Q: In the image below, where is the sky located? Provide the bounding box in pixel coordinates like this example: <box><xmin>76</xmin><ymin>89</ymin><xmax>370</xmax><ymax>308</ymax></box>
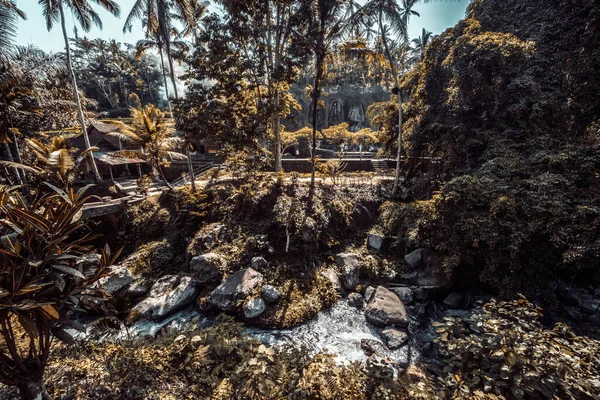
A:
<box><xmin>14</xmin><ymin>0</ymin><xmax>471</xmax><ymax>53</ymax></box>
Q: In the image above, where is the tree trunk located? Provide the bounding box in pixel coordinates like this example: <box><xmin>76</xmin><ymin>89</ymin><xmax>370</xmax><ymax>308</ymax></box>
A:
<box><xmin>59</xmin><ymin>2</ymin><xmax>102</xmax><ymax>183</ymax></box>
<box><xmin>166</xmin><ymin>50</ymin><xmax>179</xmax><ymax>100</ymax></box>
<box><xmin>18</xmin><ymin>380</ymin><xmax>51</xmax><ymax>400</ymax></box>
<box><xmin>308</xmin><ymin>58</ymin><xmax>323</xmax><ymax>202</ymax></box>
<box><xmin>185</xmin><ymin>144</ymin><xmax>196</xmax><ymax>192</ymax></box>
<box><xmin>157</xmin><ymin>46</ymin><xmax>173</xmax><ymax>118</ymax></box>
<box><xmin>378</xmin><ymin>9</ymin><xmax>402</xmax><ymax>196</ymax></box>
<box><xmin>272</xmin><ymin>90</ymin><xmax>282</xmax><ymax>172</ymax></box>
<box><xmin>157</xmin><ymin>164</ymin><xmax>172</xmax><ymax>189</ymax></box>
<box><xmin>393</xmin><ymin>87</ymin><xmax>403</xmax><ymax>196</ymax></box>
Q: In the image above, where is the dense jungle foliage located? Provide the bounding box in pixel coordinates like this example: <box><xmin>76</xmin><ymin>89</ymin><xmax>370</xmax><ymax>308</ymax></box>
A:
<box><xmin>373</xmin><ymin>0</ymin><xmax>600</xmax><ymax>295</ymax></box>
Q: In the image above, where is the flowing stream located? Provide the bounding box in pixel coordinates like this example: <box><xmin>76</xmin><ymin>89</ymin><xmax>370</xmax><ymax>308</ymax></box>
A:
<box><xmin>92</xmin><ymin>299</ymin><xmax>419</xmax><ymax>365</ymax></box>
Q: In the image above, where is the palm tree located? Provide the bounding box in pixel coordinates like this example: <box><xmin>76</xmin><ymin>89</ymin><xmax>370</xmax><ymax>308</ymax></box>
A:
<box><xmin>123</xmin><ymin>0</ymin><xmax>194</xmax><ymax>101</ymax></box>
<box><xmin>0</xmin><ymin>0</ymin><xmax>25</xmax><ymax>52</ymax></box>
<box><xmin>127</xmin><ymin>1</ymin><xmax>199</xmax><ymax>191</ymax></box>
<box><xmin>27</xmin><ymin>134</ymin><xmax>98</xmax><ymax>188</ymax></box>
<box><xmin>349</xmin><ymin>0</ymin><xmax>420</xmax><ymax>196</ymax></box>
<box><xmin>0</xmin><ymin>52</ymin><xmax>29</xmax><ymax>185</ymax></box>
<box><xmin>411</xmin><ymin>27</ymin><xmax>433</xmax><ymax>61</ymax></box>
<box><xmin>38</xmin><ymin>0</ymin><xmax>120</xmax><ymax>183</ymax></box>
<box><xmin>108</xmin><ymin>104</ymin><xmax>186</xmax><ymax>189</ymax></box>
<box><xmin>303</xmin><ymin>0</ymin><xmax>349</xmax><ymax>202</ymax></box>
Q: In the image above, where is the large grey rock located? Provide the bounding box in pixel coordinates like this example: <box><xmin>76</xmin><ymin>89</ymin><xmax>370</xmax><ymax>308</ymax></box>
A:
<box><xmin>190</xmin><ymin>253</ymin><xmax>224</xmax><ymax>284</ymax></box>
<box><xmin>366</xmin><ymin>354</ymin><xmax>395</xmax><ymax>378</ymax></box>
<box><xmin>365</xmin><ymin>286</ymin><xmax>409</xmax><ymax>327</ymax></box>
<box><xmin>321</xmin><ymin>267</ymin><xmax>342</xmax><ymax>293</ymax></box>
<box><xmin>250</xmin><ymin>256</ymin><xmax>268</xmax><ymax>272</ymax></box>
<box><xmin>361</xmin><ymin>339</ymin><xmax>387</xmax><ymax>356</ymax></box>
<box><xmin>381</xmin><ymin>327</ymin><xmax>408</xmax><ymax>350</ymax></box>
<box><xmin>261</xmin><ymin>285</ymin><xmax>280</xmax><ymax>303</ymax></box>
<box><xmin>94</xmin><ymin>265</ymin><xmax>133</xmax><ymax>295</ymax></box>
<box><xmin>209</xmin><ymin>268</ymin><xmax>263</xmax><ymax>312</ymax></box>
<box><xmin>244</xmin><ymin>297</ymin><xmax>266</xmax><ymax>319</ymax></box>
<box><xmin>126</xmin><ymin>279</ymin><xmax>149</xmax><ymax>300</ymax></box>
<box><xmin>335</xmin><ymin>252</ymin><xmax>361</xmax><ymax>290</ymax></box>
<box><xmin>348</xmin><ymin>293</ymin><xmax>365</xmax><ymax>309</ymax></box>
<box><xmin>392</xmin><ymin>287</ymin><xmax>414</xmax><ymax>305</ymax></box>
<box><xmin>403</xmin><ymin>248</ymin><xmax>452</xmax><ymax>289</ymax></box>
<box><xmin>129</xmin><ymin>275</ymin><xmax>197</xmax><ymax>322</ymax></box>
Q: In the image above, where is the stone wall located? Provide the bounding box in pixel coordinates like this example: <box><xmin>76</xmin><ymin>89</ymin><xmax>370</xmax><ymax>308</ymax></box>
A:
<box><xmin>285</xmin><ymin>85</ymin><xmax>390</xmax><ymax>132</ymax></box>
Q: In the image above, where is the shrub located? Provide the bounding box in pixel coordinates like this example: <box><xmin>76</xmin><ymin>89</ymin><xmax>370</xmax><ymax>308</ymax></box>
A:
<box><xmin>434</xmin><ymin>297</ymin><xmax>600</xmax><ymax>399</ymax></box>
<box><xmin>0</xmin><ymin>184</ymin><xmax>119</xmax><ymax>399</ymax></box>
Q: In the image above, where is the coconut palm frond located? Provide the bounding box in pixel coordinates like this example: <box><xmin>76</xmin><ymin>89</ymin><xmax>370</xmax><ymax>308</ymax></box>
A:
<box><xmin>0</xmin><ymin>160</ymin><xmax>43</xmax><ymax>174</ymax></box>
<box><xmin>159</xmin><ymin>137</ymin><xmax>184</xmax><ymax>148</ymax></box>
<box><xmin>78</xmin><ymin>146</ymin><xmax>100</xmax><ymax>161</ymax></box>
<box><xmin>163</xmin><ymin>150</ymin><xmax>187</xmax><ymax>160</ymax></box>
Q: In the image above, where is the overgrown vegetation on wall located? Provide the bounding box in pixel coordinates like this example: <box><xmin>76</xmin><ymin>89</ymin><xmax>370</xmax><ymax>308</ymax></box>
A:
<box><xmin>373</xmin><ymin>0</ymin><xmax>600</xmax><ymax>295</ymax></box>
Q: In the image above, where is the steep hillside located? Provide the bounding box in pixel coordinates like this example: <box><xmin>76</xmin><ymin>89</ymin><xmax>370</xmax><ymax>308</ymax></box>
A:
<box><xmin>381</xmin><ymin>0</ymin><xmax>600</xmax><ymax>294</ymax></box>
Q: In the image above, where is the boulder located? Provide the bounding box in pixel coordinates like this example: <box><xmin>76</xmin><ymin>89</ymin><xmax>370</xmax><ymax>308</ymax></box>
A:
<box><xmin>364</xmin><ymin>286</ymin><xmax>376</xmax><ymax>303</ymax></box>
<box><xmin>403</xmin><ymin>248</ymin><xmax>452</xmax><ymax>289</ymax></box>
<box><xmin>381</xmin><ymin>327</ymin><xmax>409</xmax><ymax>350</ymax></box>
<box><xmin>209</xmin><ymin>268</ymin><xmax>263</xmax><ymax>312</ymax></box>
<box><xmin>250</xmin><ymin>256</ymin><xmax>268</xmax><ymax>272</ymax></box>
<box><xmin>261</xmin><ymin>285</ymin><xmax>280</xmax><ymax>303</ymax></box>
<box><xmin>126</xmin><ymin>279</ymin><xmax>149</xmax><ymax>300</ymax></box>
<box><xmin>367</xmin><ymin>233</ymin><xmax>388</xmax><ymax>251</ymax></box>
<box><xmin>392</xmin><ymin>287</ymin><xmax>414</xmax><ymax>305</ymax></box>
<box><xmin>365</xmin><ymin>286</ymin><xmax>409</xmax><ymax>327</ymax></box>
<box><xmin>93</xmin><ymin>265</ymin><xmax>133</xmax><ymax>295</ymax></box>
<box><xmin>244</xmin><ymin>297</ymin><xmax>266</xmax><ymax>319</ymax></box>
<box><xmin>321</xmin><ymin>267</ymin><xmax>342</xmax><ymax>293</ymax></box>
<box><xmin>347</xmin><ymin>293</ymin><xmax>365</xmax><ymax>309</ymax></box>
<box><xmin>190</xmin><ymin>253</ymin><xmax>224</xmax><ymax>284</ymax></box>
<box><xmin>443</xmin><ymin>292</ymin><xmax>464</xmax><ymax>309</ymax></box>
<box><xmin>366</xmin><ymin>354</ymin><xmax>395</xmax><ymax>378</ymax></box>
<box><xmin>361</xmin><ymin>339</ymin><xmax>387</xmax><ymax>356</ymax></box>
<box><xmin>335</xmin><ymin>252</ymin><xmax>361</xmax><ymax>290</ymax></box>
<box><xmin>128</xmin><ymin>275</ymin><xmax>197</xmax><ymax>322</ymax></box>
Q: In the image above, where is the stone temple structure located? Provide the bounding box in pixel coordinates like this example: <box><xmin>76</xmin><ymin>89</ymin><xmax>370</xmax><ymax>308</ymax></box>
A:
<box><xmin>284</xmin><ymin>85</ymin><xmax>390</xmax><ymax>132</ymax></box>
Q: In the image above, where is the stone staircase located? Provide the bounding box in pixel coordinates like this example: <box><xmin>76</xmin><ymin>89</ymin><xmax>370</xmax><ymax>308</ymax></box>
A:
<box><xmin>371</xmin><ymin>159</ymin><xmax>391</xmax><ymax>173</ymax></box>
<box><xmin>114</xmin><ymin>178</ymin><xmax>164</xmax><ymax>197</ymax></box>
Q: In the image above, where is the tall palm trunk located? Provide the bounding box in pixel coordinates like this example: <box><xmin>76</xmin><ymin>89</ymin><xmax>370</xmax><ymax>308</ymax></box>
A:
<box><xmin>165</xmin><ymin>45</ymin><xmax>179</xmax><ymax>100</ymax></box>
<box><xmin>156</xmin><ymin>0</ymin><xmax>179</xmax><ymax>100</ymax></box>
<box><xmin>156</xmin><ymin>163</ymin><xmax>172</xmax><ymax>189</ymax></box>
<box><xmin>378</xmin><ymin>9</ymin><xmax>402</xmax><ymax>196</ymax></box>
<box><xmin>308</xmin><ymin>58</ymin><xmax>324</xmax><ymax>202</ymax></box>
<box><xmin>158</xmin><ymin>46</ymin><xmax>173</xmax><ymax>118</ymax></box>
<box><xmin>59</xmin><ymin>2</ymin><xmax>102</xmax><ymax>183</ymax></box>
<box><xmin>158</xmin><ymin>44</ymin><xmax>195</xmax><ymax>192</ymax></box>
